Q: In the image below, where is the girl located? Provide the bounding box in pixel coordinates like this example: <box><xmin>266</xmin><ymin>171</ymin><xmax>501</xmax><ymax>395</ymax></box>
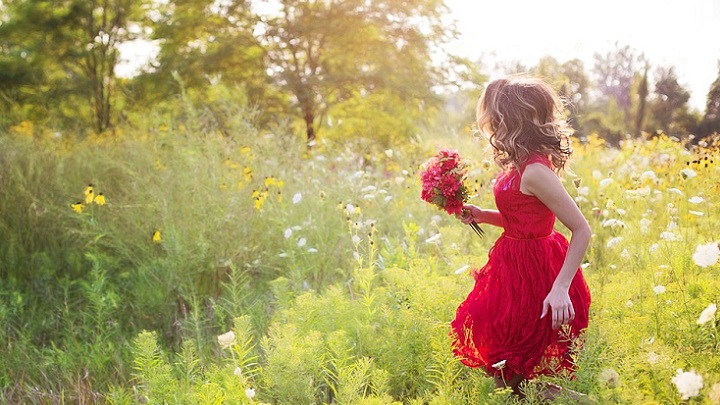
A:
<box><xmin>452</xmin><ymin>74</ymin><xmax>592</xmax><ymax>400</ymax></box>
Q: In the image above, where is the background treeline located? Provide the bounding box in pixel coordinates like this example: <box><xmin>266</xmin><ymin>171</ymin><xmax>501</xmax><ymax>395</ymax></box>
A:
<box><xmin>1</xmin><ymin>0</ymin><xmax>720</xmax><ymax>145</ymax></box>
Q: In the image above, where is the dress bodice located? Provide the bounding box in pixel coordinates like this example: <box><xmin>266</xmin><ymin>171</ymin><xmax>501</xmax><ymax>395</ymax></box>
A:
<box><xmin>493</xmin><ymin>155</ymin><xmax>556</xmax><ymax>239</ymax></box>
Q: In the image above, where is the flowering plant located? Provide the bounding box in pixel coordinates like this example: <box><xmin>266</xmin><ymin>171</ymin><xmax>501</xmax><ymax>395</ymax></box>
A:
<box><xmin>420</xmin><ymin>149</ymin><xmax>483</xmax><ymax>238</ymax></box>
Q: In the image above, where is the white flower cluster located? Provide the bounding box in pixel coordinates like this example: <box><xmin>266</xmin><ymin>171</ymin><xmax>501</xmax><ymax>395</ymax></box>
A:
<box><xmin>671</xmin><ymin>369</ymin><xmax>703</xmax><ymax>400</ymax></box>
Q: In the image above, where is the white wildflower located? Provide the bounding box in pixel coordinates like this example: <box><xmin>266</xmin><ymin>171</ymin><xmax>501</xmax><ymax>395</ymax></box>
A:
<box><xmin>425</xmin><ymin>233</ymin><xmax>441</xmax><ymax>244</ymax></box>
<box><xmin>625</xmin><ymin>300</ymin><xmax>634</xmax><ymax>308</ymax></box>
<box><xmin>653</xmin><ymin>285</ymin><xmax>666</xmax><ymax>295</ymax></box>
<box><xmin>649</xmin><ymin>243</ymin><xmax>659</xmax><ymax>253</ymax></box>
<box><xmin>245</xmin><ymin>387</ymin><xmax>256</xmax><ymax>400</ymax></box>
<box><xmin>602</xmin><ymin>218</ymin><xmax>626</xmax><ymax>228</ymax></box>
<box><xmin>307</xmin><ymin>248</ymin><xmax>318</xmax><ymax>253</ymax></box>
<box><xmin>689</xmin><ymin>210</ymin><xmax>704</xmax><ymax>216</ymax></box>
<box><xmin>297</xmin><ymin>238</ymin><xmax>307</xmax><ymax>247</ymax></box>
<box><xmin>621</xmin><ymin>249</ymin><xmax>631</xmax><ymax>259</ymax></box>
<box><xmin>640</xmin><ymin>170</ymin><xmax>657</xmax><ymax>182</ymax></box>
<box><xmin>284</xmin><ymin>228</ymin><xmax>293</xmax><ymax>239</ymax></box>
<box><xmin>640</xmin><ymin>218</ymin><xmax>652</xmax><ymax>234</ymax></box>
<box><xmin>606</xmin><ymin>237</ymin><xmax>623</xmax><ymax>248</ymax></box>
<box><xmin>599</xmin><ymin>178</ymin><xmax>614</xmax><ymax>188</ymax></box>
<box><xmin>688</xmin><ymin>196</ymin><xmax>704</xmax><ymax>204</ymax></box>
<box><xmin>681</xmin><ymin>168</ymin><xmax>697</xmax><ymax>179</ymax></box>
<box><xmin>384</xmin><ymin>196</ymin><xmax>393</xmax><ymax>202</ymax></box>
<box><xmin>698</xmin><ymin>303</ymin><xmax>717</xmax><ymax>325</ymax></box>
<box><xmin>709</xmin><ymin>383</ymin><xmax>720</xmax><ymax>404</ymax></box>
<box><xmin>667</xmin><ymin>188</ymin><xmax>683</xmax><ymax>196</ymax></box>
<box><xmin>598</xmin><ymin>368</ymin><xmax>620</xmax><ymax>388</ymax></box>
<box><xmin>345</xmin><ymin>204</ymin><xmax>355</xmax><ymax>214</ymax></box>
<box><xmin>217</xmin><ymin>331</ymin><xmax>236</xmax><ymax>349</ymax></box>
<box><xmin>693</xmin><ymin>243</ymin><xmax>720</xmax><ymax>267</ymax></box>
<box><xmin>292</xmin><ymin>192</ymin><xmax>302</xmax><ymax>204</ymax></box>
<box><xmin>577</xmin><ymin>186</ymin><xmax>589</xmax><ymax>196</ymax></box>
<box><xmin>660</xmin><ymin>232</ymin><xmax>676</xmax><ymax>241</ymax></box>
<box><xmin>581</xmin><ymin>263</ymin><xmax>590</xmax><ymax>270</ymax></box>
<box><xmin>454</xmin><ymin>265</ymin><xmax>470</xmax><ymax>275</ymax></box>
<box><xmin>647</xmin><ymin>352</ymin><xmax>661</xmax><ymax>365</ymax></box>
<box><xmin>361</xmin><ymin>185</ymin><xmax>377</xmax><ymax>193</ymax></box>
<box><xmin>592</xmin><ymin>170</ymin><xmax>602</xmax><ymax>179</ymax></box>
<box><xmin>278</xmin><ymin>252</ymin><xmax>288</xmax><ymax>258</ymax></box>
<box><xmin>352</xmin><ymin>235</ymin><xmax>361</xmax><ymax>244</ymax></box>
<box><xmin>234</xmin><ymin>367</ymin><xmax>243</xmax><ymax>377</ymax></box>
<box><xmin>384</xmin><ymin>149</ymin><xmax>394</xmax><ymax>158</ymax></box>
<box><xmin>353</xmin><ymin>251</ymin><xmax>360</xmax><ymax>261</ymax></box>
<box><xmin>672</xmin><ymin>369</ymin><xmax>703</xmax><ymax>400</ymax></box>
<box><xmin>491</xmin><ymin>360</ymin><xmax>507</xmax><ymax>370</ymax></box>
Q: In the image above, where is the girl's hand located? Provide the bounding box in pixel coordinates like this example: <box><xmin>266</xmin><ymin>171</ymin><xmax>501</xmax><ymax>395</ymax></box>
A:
<box><xmin>540</xmin><ymin>285</ymin><xmax>575</xmax><ymax>330</ymax></box>
<box><xmin>458</xmin><ymin>204</ymin><xmax>482</xmax><ymax>225</ymax></box>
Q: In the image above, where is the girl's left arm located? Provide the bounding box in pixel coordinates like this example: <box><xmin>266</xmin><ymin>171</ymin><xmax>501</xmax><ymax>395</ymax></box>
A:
<box><xmin>521</xmin><ymin>163</ymin><xmax>592</xmax><ymax>330</ymax></box>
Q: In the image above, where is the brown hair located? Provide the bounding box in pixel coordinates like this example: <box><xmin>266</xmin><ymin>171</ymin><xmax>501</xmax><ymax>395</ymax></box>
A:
<box><xmin>476</xmin><ymin>74</ymin><xmax>573</xmax><ymax>172</ymax></box>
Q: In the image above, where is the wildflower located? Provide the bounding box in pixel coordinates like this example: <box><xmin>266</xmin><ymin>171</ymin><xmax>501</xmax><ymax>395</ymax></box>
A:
<box><xmin>292</xmin><ymin>192</ymin><xmax>302</xmax><ymax>204</ymax></box>
<box><xmin>217</xmin><ymin>331</ymin><xmax>236</xmax><ymax>349</ymax></box>
<box><xmin>606</xmin><ymin>237</ymin><xmax>622</xmax><ymax>248</ymax></box>
<box><xmin>640</xmin><ymin>170</ymin><xmax>657</xmax><ymax>182</ymax></box>
<box><xmin>85</xmin><ymin>188</ymin><xmax>94</xmax><ymax>204</ymax></box>
<box><xmin>425</xmin><ymin>233</ymin><xmax>441</xmax><ymax>244</ymax></box>
<box><xmin>384</xmin><ymin>149</ymin><xmax>393</xmax><ymax>158</ymax></box>
<box><xmin>94</xmin><ymin>193</ymin><xmax>106</xmax><ymax>206</ymax></box>
<box><xmin>454</xmin><ymin>265</ymin><xmax>470</xmax><ymax>274</ymax></box>
<box><xmin>660</xmin><ymin>232</ymin><xmax>676</xmax><ymax>241</ymax></box>
<box><xmin>352</xmin><ymin>235</ymin><xmax>361</xmax><ymax>244</ymax></box>
<box><xmin>693</xmin><ymin>243</ymin><xmax>720</xmax><ymax>267</ymax></box>
<box><xmin>297</xmin><ymin>238</ymin><xmax>307</xmax><ymax>247</ymax></box>
<box><xmin>491</xmin><ymin>360</ymin><xmax>506</xmax><ymax>370</ymax></box>
<box><xmin>598</xmin><ymin>368</ymin><xmax>620</xmax><ymax>388</ymax></box>
<box><xmin>152</xmin><ymin>230</ymin><xmax>162</xmax><ymax>243</ymax></box>
<box><xmin>345</xmin><ymin>204</ymin><xmax>355</xmax><ymax>215</ymax></box>
<box><xmin>649</xmin><ymin>243</ymin><xmax>659</xmax><ymax>253</ymax></box>
<box><xmin>599</xmin><ymin>178</ymin><xmax>614</xmax><ymax>188</ymax></box>
<box><xmin>602</xmin><ymin>218</ymin><xmax>626</xmax><ymax>228</ymax></box>
<box><xmin>647</xmin><ymin>352</ymin><xmax>661</xmax><ymax>365</ymax></box>
<box><xmin>671</xmin><ymin>369</ymin><xmax>703</xmax><ymax>400</ymax></box>
<box><xmin>284</xmin><ymin>228</ymin><xmax>292</xmax><ymax>239</ymax></box>
<box><xmin>639</xmin><ymin>218</ymin><xmax>652</xmax><ymax>234</ymax></box>
<box><xmin>307</xmin><ymin>248</ymin><xmax>318</xmax><ymax>253</ymax></box>
<box><xmin>72</xmin><ymin>202</ymin><xmax>84</xmax><ymax>213</ymax></box>
<box><xmin>653</xmin><ymin>285</ymin><xmax>666</xmax><ymax>295</ymax></box>
<box><xmin>667</xmin><ymin>188</ymin><xmax>683</xmax><ymax>196</ymax></box>
<box><xmin>581</xmin><ymin>263</ymin><xmax>590</xmax><ymax>270</ymax></box>
<box><xmin>234</xmin><ymin>367</ymin><xmax>243</xmax><ymax>377</ymax></box>
<box><xmin>577</xmin><ymin>186</ymin><xmax>589</xmax><ymax>196</ymax></box>
<box><xmin>689</xmin><ymin>210</ymin><xmax>704</xmax><ymax>216</ymax></box>
<box><xmin>681</xmin><ymin>168</ymin><xmax>697</xmax><ymax>179</ymax></box>
<box><xmin>245</xmin><ymin>387</ymin><xmax>256</xmax><ymax>400</ymax></box>
<box><xmin>688</xmin><ymin>196</ymin><xmax>704</xmax><ymax>204</ymax></box>
<box><xmin>709</xmin><ymin>383</ymin><xmax>720</xmax><ymax>404</ymax></box>
<box><xmin>697</xmin><ymin>303</ymin><xmax>717</xmax><ymax>325</ymax></box>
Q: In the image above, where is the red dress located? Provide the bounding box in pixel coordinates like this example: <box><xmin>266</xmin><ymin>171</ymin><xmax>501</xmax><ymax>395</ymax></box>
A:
<box><xmin>450</xmin><ymin>154</ymin><xmax>591</xmax><ymax>379</ymax></box>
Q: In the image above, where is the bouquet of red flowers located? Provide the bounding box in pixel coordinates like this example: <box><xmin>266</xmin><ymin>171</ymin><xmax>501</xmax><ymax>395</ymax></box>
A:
<box><xmin>420</xmin><ymin>149</ymin><xmax>483</xmax><ymax>238</ymax></box>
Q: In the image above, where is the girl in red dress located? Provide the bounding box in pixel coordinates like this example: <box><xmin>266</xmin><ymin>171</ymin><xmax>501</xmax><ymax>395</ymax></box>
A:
<box><xmin>452</xmin><ymin>74</ymin><xmax>592</xmax><ymax>399</ymax></box>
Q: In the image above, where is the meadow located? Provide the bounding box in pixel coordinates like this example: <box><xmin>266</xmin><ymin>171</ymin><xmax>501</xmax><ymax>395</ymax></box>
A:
<box><xmin>1</xmin><ymin>98</ymin><xmax>719</xmax><ymax>404</ymax></box>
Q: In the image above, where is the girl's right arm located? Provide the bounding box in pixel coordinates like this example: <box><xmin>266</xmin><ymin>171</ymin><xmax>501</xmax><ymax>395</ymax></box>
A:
<box><xmin>460</xmin><ymin>204</ymin><xmax>504</xmax><ymax>228</ymax></box>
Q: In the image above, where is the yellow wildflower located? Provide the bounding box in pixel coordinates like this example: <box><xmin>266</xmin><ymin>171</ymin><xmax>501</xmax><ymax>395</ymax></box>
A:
<box><xmin>84</xmin><ymin>184</ymin><xmax>94</xmax><ymax>203</ymax></box>
<box><xmin>152</xmin><ymin>230</ymin><xmax>162</xmax><ymax>243</ymax></box>
<box><xmin>265</xmin><ymin>176</ymin><xmax>276</xmax><ymax>187</ymax></box>
<box><xmin>251</xmin><ymin>189</ymin><xmax>260</xmax><ymax>198</ymax></box>
<box><xmin>72</xmin><ymin>202</ymin><xmax>84</xmax><ymax>213</ymax></box>
<box><xmin>254</xmin><ymin>196</ymin><xmax>264</xmax><ymax>210</ymax></box>
<box><xmin>240</xmin><ymin>146</ymin><xmax>251</xmax><ymax>155</ymax></box>
<box><xmin>94</xmin><ymin>193</ymin><xmax>106</xmax><ymax>206</ymax></box>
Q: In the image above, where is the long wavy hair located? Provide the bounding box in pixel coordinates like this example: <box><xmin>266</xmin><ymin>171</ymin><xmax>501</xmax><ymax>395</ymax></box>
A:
<box><xmin>476</xmin><ymin>74</ymin><xmax>573</xmax><ymax>173</ymax></box>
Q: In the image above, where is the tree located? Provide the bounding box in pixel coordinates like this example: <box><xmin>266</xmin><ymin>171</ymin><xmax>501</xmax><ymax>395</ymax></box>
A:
<box><xmin>592</xmin><ymin>44</ymin><xmax>640</xmax><ymax>121</ymax></box>
<box><xmin>0</xmin><ymin>0</ymin><xmax>146</xmax><ymax>132</ymax></box>
<box><xmin>650</xmin><ymin>66</ymin><xmax>690</xmax><ymax>135</ymax></box>
<box><xmin>257</xmin><ymin>0</ymin><xmax>451</xmax><ymax>144</ymax></box>
<box><xmin>533</xmin><ymin>56</ymin><xmax>590</xmax><ymax>131</ymax></box>
<box><xmin>700</xmin><ymin>61</ymin><xmax>720</xmax><ymax>137</ymax></box>
<box><xmin>634</xmin><ymin>63</ymin><xmax>649</xmax><ymax>136</ymax></box>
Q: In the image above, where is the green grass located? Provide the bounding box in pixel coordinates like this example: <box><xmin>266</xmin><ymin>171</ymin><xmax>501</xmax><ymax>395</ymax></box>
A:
<box><xmin>1</xmin><ymin>102</ymin><xmax>720</xmax><ymax>404</ymax></box>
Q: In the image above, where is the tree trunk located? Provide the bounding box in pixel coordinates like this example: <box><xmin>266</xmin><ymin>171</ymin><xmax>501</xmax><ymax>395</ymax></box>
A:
<box><xmin>304</xmin><ymin>109</ymin><xmax>315</xmax><ymax>146</ymax></box>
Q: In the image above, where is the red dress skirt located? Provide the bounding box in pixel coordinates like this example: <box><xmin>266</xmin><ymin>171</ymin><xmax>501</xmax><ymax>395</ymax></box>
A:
<box><xmin>450</xmin><ymin>155</ymin><xmax>591</xmax><ymax>379</ymax></box>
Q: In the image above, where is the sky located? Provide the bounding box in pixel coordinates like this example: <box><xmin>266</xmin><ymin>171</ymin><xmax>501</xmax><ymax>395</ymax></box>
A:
<box><xmin>443</xmin><ymin>0</ymin><xmax>720</xmax><ymax>111</ymax></box>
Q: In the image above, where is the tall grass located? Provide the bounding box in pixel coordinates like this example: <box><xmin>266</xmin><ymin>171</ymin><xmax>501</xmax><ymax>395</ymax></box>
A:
<box><xmin>1</xmin><ymin>94</ymin><xmax>719</xmax><ymax>404</ymax></box>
